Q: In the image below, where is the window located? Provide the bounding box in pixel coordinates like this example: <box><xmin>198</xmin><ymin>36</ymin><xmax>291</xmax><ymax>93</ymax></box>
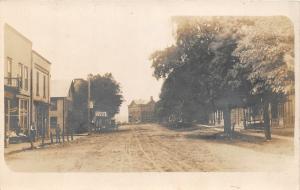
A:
<box><xmin>50</xmin><ymin>117</ymin><xmax>57</xmax><ymax>128</ymax></box>
<box><xmin>43</xmin><ymin>75</ymin><xmax>46</xmax><ymax>98</ymax></box>
<box><xmin>47</xmin><ymin>76</ymin><xmax>49</xmax><ymax>99</ymax></box>
<box><xmin>51</xmin><ymin>99</ymin><xmax>57</xmax><ymax>111</ymax></box>
<box><xmin>36</xmin><ymin>71</ymin><xmax>39</xmax><ymax>96</ymax></box>
<box><xmin>7</xmin><ymin>57</ymin><xmax>12</xmax><ymax>85</ymax></box>
<box><xmin>18</xmin><ymin>63</ymin><xmax>23</xmax><ymax>89</ymax></box>
<box><xmin>24</xmin><ymin>66</ymin><xmax>28</xmax><ymax>90</ymax></box>
<box><xmin>19</xmin><ymin>99</ymin><xmax>28</xmax><ymax>129</ymax></box>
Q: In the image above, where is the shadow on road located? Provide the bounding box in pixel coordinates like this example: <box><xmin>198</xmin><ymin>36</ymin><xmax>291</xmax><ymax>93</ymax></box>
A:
<box><xmin>185</xmin><ymin>130</ymin><xmax>294</xmax><ymax>155</ymax></box>
<box><xmin>161</xmin><ymin>124</ymin><xmax>209</xmax><ymax>132</ymax></box>
<box><xmin>91</xmin><ymin>128</ymin><xmax>131</xmax><ymax>135</ymax></box>
<box><xmin>185</xmin><ymin>131</ymin><xmax>267</xmax><ymax>144</ymax></box>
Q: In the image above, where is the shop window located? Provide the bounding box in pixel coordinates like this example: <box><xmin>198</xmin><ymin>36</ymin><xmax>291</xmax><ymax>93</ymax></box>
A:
<box><xmin>36</xmin><ymin>71</ymin><xmax>39</xmax><ymax>96</ymax></box>
<box><xmin>7</xmin><ymin>57</ymin><xmax>12</xmax><ymax>85</ymax></box>
<box><xmin>18</xmin><ymin>63</ymin><xmax>23</xmax><ymax>89</ymax></box>
<box><xmin>24</xmin><ymin>66</ymin><xmax>28</xmax><ymax>90</ymax></box>
<box><xmin>51</xmin><ymin>99</ymin><xmax>57</xmax><ymax>111</ymax></box>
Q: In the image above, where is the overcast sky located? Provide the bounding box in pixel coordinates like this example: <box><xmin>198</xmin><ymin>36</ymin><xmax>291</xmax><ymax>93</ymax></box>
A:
<box><xmin>1</xmin><ymin>1</ymin><xmax>296</xmax><ymax>122</ymax></box>
<box><xmin>0</xmin><ymin>1</ymin><xmax>177</xmax><ymax>121</ymax></box>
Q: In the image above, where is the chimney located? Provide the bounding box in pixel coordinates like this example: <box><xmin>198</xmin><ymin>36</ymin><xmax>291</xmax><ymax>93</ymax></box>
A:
<box><xmin>150</xmin><ymin>96</ymin><xmax>154</xmax><ymax>101</ymax></box>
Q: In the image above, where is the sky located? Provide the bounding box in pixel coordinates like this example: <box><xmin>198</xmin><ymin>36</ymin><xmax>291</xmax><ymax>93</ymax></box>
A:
<box><xmin>0</xmin><ymin>1</ymin><xmax>297</xmax><ymax>122</ymax></box>
<box><xmin>0</xmin><ymin>1</ymin><xmax>176</xmax><ymax>121</ymax></box>
<box><xmin>1</xmin><ymin>1</ymin><xmax>298</xmax><ymax>189</ymax></box>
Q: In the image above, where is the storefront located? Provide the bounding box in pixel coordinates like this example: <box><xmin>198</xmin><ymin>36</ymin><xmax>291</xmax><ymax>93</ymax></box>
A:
<box><xmin>33</xmin><ymin>101</ymin><xmax>50</xmax><ymax>139</ymax></box>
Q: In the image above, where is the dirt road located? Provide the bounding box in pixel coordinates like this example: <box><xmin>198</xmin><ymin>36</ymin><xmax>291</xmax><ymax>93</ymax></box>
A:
<box><xmin>5</xmin><ymin>124</ymin><xmax>295</xmax><ymax>172</ymax></box>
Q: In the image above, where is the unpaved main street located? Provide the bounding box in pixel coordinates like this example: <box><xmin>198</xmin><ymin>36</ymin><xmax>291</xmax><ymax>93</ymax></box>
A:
<box><xmin>5</xmin><ymin>124</ymin><xmax>294</xmax><ymax>172</ymax></box>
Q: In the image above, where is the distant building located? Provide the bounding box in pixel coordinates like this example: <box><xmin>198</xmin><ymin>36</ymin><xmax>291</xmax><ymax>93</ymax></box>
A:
<box><xmin>49</xmin><ymin>80</ymin><xmax>75</xmax><ymax>138</ymax></box>
<box><xmin>128</xmin><ymin>96</ymin><xmax>156</xmax><ymax>123</ymax></box>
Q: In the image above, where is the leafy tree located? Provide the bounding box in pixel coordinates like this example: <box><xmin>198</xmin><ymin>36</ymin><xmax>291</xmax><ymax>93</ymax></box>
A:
<box><xmin>151</xmin><ymin>17</ymin><xmax>294</xmax><ymax>139</ymax></box>
<box><xmin>233</xmin><ymin>16</ymin><xmax>294</xmax><ymax>139</ymax></box>
<box><xmin>90</xmin><ymin>73</ymin><xmax>123</xmax><ymax>118</ymax></box>
<box><xmin>71</xmin><ymin>73</ymin><xmax>123</xmax><ymax>132</ymax></box>
<box><xmin>151</xmin><ymin>17</ymin><xmax>252</xmax><ymax>135</ymax></box>
<box><xmin>71</xmin><ymin>79</ymin><xmax>88</xmax><ymax>133</ymax></box>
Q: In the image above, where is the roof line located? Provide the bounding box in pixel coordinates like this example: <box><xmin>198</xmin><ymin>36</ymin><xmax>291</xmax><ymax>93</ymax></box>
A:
<box><xmin>32</xmin><ymin>50</ymin><xmax>52</xmax><ymax>65</ymax></box>
<box><xmin>5</xmin><ymin>23</ymin><xmax>32</xmax><ymax>44</ymax></box>
<box><xmin>50</xmin><ymin>96</ymin><xmax>67</xmax><ymax>99</ymax></box>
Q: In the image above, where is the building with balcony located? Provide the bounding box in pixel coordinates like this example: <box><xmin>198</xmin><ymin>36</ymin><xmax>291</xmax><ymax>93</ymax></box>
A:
<box><xmin>3</xmin><ymin>23</ymin><xmax>32</xmax><ymax>138</ymax></box>
<box><xmin>2</xmin><ymin>23</ymin><xmax>52</xmax><ymax>146</ymax></box>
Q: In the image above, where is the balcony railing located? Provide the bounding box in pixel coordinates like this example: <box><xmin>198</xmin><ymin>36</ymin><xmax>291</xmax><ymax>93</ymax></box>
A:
<box><xmin>4</xmin><ymin>77</ymin><xmax>21</xmax><ymax>89</ymax></box>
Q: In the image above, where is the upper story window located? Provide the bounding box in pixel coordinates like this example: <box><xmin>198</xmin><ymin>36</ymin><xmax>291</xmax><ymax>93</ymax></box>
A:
<box><xmin>36</xmin><ymin>71</ymin><xmax>39</xmax><ymax>96</ymax></box>
<box><xmin>18</xmin><ymin>63</ymin><xmax>23</xmax><ymax>89</ymax></box>
<box><xmin>43</xmin><ymin>75</ymin><xmax>46</xmax><ymax>98</ymax></box>
<box><xmin>47</xmin><ymin>76</ymin><xmax>49</xmax><ymax>99</ymax></box>
<box><xmin>7</xmin><ymin>57</ymin><xmax>12</xmax><ymax>85</ymax></box>
<box><xmin>50</xmin><ymin>99</ymin><xmax>57</xmax><ymax>111</ymax></box>
<box><xmin>24</xmin><ymin>66</ymin><xmax>28</xmax><ymax>91</ymax></box>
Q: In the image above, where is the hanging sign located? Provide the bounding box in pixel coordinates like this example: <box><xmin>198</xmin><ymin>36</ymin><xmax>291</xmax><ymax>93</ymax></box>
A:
<box><xmin>95</xmin><ymin>111</ymin><xmax>107</xmax><ymax>117</ymax></box>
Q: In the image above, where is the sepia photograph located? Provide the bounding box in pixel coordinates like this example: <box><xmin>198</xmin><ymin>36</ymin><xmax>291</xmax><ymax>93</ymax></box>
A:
<box><xmin>0</xmin><ymin>1</ymin><xmax>299</xmax><ymax>190</ymax></box>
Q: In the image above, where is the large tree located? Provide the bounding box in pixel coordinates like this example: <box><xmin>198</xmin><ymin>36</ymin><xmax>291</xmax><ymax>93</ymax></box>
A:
<box><xmin>233</xmin><ymin>16</ymin><xmax>294</xmax><ymax>139</ymax></box>
<box><xmin>150</xmin><ymin>17</ymin><xmax>293</xmax><ymax>139</ymax></box>
<box><xmin>151</xmin><ymin>17</ymin><xmax>252</xmax><ymax>135</ymax></box>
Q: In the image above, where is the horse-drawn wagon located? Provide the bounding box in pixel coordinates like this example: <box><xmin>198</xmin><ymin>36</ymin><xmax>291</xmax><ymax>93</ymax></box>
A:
<box><xmin>91</xmin><ymin>111</ymin><xmax>118</xmax><ymax>133</ymax></box>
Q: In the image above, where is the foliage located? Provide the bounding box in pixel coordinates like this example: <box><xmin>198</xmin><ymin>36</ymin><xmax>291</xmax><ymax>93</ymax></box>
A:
<box><xmin>233</xmin><ymin>16</ymin><xmax>294</xmax><ymax>97</ymax></box>
<box><xmin>150</xmin><ymin>17</ymin><xmax>294</xmax><ymax>138</ymax></box>
<box><xmin>233</xmin><ymin>17</ymin><xmax>294</xmax><ymax>139</ymax></box>
<box><xmin>71</xmin><ymin>73</ymin><xmax>123</xmax><ymax>133</ymax></box>
<box><xmin>71</xmin><ymin>79</ymin><xmax>88</xmax><ymax>133</ymax></box>
<box><xmin>151</xmin><ymin>17</ymin><xmax>252</xmax><ymax>125</ymax></box>
<box><xmin>90</xmin><ymin>73</ymin><xmax>124</xmax><ymax>118</ymax></box>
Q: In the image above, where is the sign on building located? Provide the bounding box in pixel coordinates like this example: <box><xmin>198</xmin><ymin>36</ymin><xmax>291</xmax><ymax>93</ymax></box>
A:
<box><xmin>95</xmin><ymin>111</ymin><xmax>107</xmax><ymax>117</ymax></box>
<box><xmin>89</xmin><ymin>101</ymin><xmax>94</xmax><ymax>108</ymax></box>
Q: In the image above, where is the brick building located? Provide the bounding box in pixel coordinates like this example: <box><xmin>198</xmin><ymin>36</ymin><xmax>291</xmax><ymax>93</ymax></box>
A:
<box><xmin>128</xmin><ymin>96</ymin><xmax>156</xmax><ymax>123</ymax></box>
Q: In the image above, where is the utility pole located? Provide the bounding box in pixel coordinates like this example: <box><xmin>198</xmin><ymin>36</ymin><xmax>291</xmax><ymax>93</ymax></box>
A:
<box><xmin>62</xmin><ymin>99</ymin><xmax>65</xmax><ymax>143</ymax></box>
<box><xmin>87</xmin><ymin>74</ymin><xmax>92</xmax><ymax>135</ymax></box>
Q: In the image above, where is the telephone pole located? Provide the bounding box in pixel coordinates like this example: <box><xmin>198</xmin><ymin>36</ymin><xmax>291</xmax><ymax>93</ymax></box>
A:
<box><xmin>87</xmin><ymin>74</ymin><xmax>92</xmax><ymax>135</ymax></box>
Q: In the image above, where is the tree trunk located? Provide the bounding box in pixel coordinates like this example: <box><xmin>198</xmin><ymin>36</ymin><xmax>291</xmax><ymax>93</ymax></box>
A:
<box><xmin>213</xmin><ymin>112</ymin><xmax>216</xmax><ymax>125</ymax></box>
<box><xmin>71</xmin><ymin>127</ymin><xmax>74</xmax><ymax>141</ymax></box>
<box><xmin>50</xmin><ymin>132</ymin><xmax>53</xmax><ymax>144</ymax></box>
<box><xmin>243</xmin><ymin>109</ymin><xmax>247</xmax><ymax>129</ymax></box>
<box><xmin>41</xmin><ymin>124</ymin><xmax>45</xmax><ymax>146</ymax></box>
<box><xmin>223</xmin><ymin>106</ymin><xmax>231</xmax><ymax>137</ymax></box>
<box><xmin>217</xmin><ymin>111</ymin><xmax>221</xmax><ymax>125</ymax></box>
<box><xmin>263</xmin><ymin>102</ymin><xmax>272</xmax><ymax>140</ymax></box>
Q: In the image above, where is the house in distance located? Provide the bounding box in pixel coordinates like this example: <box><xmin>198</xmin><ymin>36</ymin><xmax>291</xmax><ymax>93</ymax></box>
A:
<box><xmin>128</xmin><ymin>96</ymin><xmax>156</xmax><ymax>123</ymax></box>
<box><xmin>49</xmin><ymin>79</ymin><xmax>75</xmax><ymax>141</ymax></box>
